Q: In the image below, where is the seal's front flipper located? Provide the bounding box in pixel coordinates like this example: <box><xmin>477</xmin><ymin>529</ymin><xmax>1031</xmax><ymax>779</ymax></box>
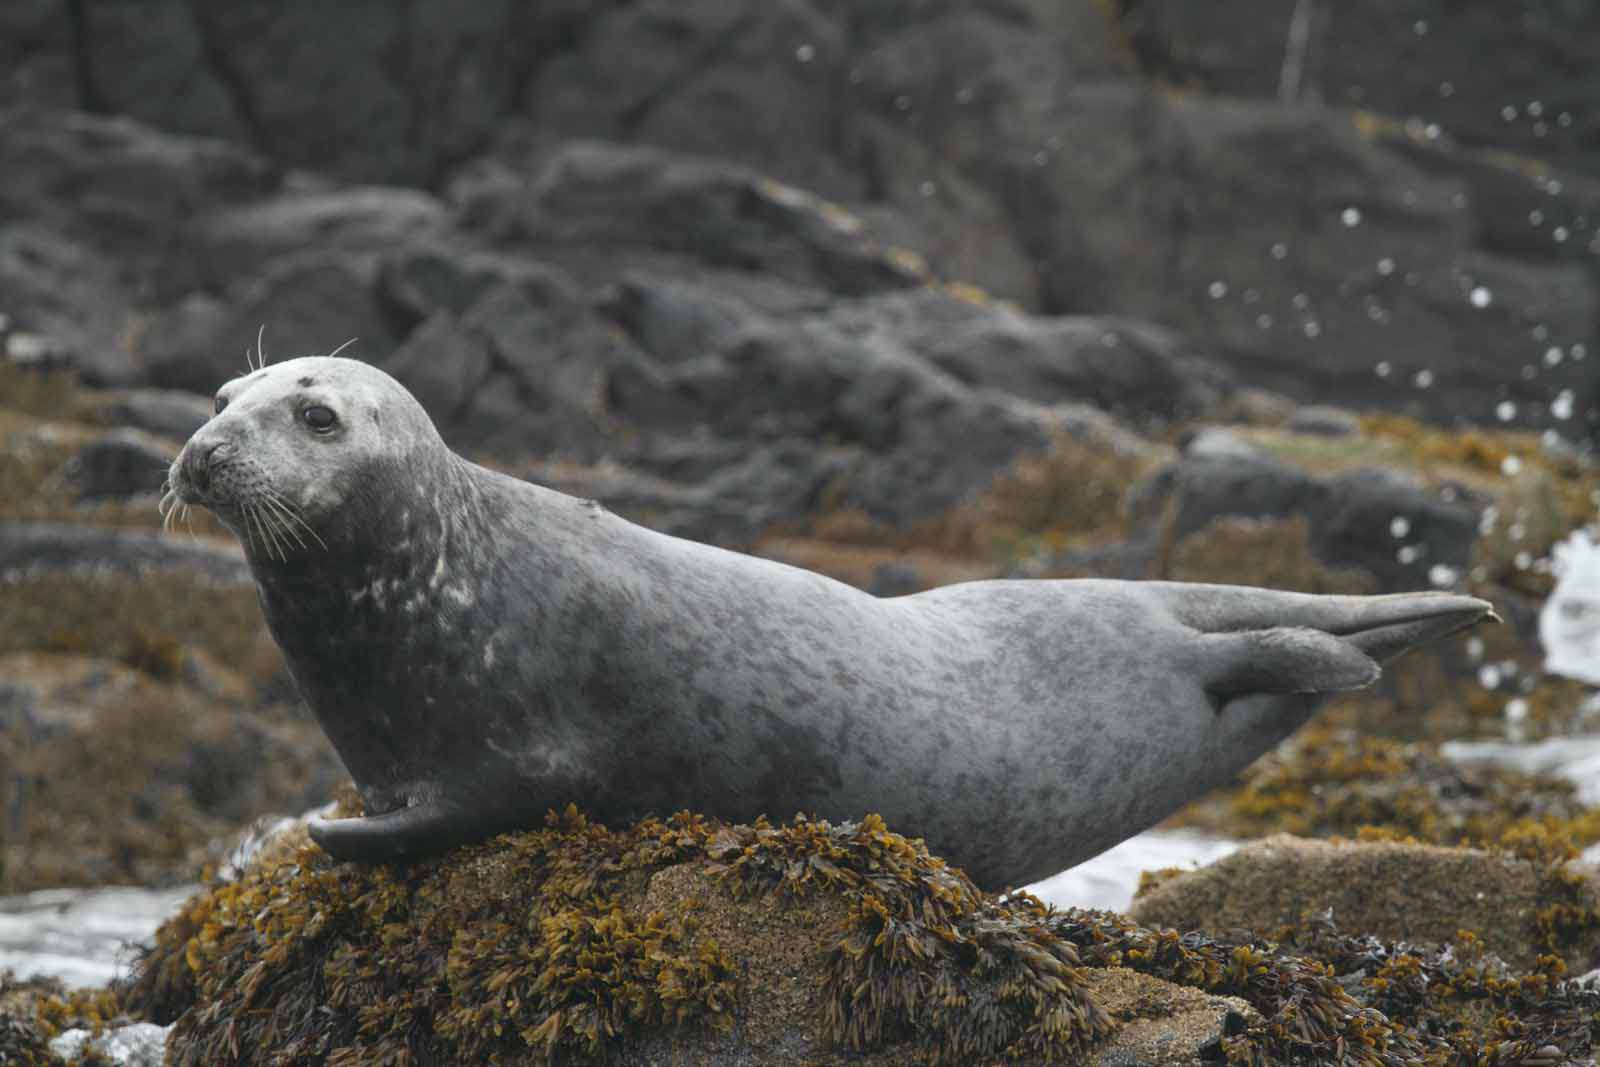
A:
<box><xmin>1201</xmin><ymin>627</ymin><xmax>1380</xmax><ymax>700</ymax></box>
<box><xmin>308</xmin><ymin>802</ymin><xmax>477</xmax><ymax>863</ymax></box>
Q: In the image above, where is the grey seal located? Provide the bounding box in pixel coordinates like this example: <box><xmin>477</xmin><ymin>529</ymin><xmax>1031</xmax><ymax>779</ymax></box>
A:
<box><xmin>168</xmin><ymin>355</ymin><xmax>1494</xmax><ymax>887</ymax></box>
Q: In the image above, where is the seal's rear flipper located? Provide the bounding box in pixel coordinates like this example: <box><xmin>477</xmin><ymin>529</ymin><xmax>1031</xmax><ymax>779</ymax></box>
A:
<box><xmin>1194</xmin><ymin>591</ymin><xmax>1494</xmax><ymax>702</ymax></box>
<box><xmin>308</xmin><ymin>803</ymin><xmax>478</xmax><ymax>863</ymax></box>
<box><xmin>1201</xmin><ymin>627</ymin><xmax>1379</xmax><ymax>699</ymax></box>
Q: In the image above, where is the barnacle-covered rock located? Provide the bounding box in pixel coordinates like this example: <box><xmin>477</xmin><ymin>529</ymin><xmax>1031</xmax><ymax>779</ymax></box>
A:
<box><xmin>1131</xmin><ymin>834</ymin><xmax>1600</xmax><ymax>976</ymax></box>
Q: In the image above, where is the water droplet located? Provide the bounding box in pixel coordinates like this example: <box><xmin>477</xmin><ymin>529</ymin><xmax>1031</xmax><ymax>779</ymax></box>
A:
<box><xmin>1479</xmin><ymin>665</ymin><xmax>1502</xmax><ymax>688</ymax></box>
<box><xmin>1555</xmin><ymin>225</ymin><xmax>1570</xmax><ymax>242</ymax></box>
<box><xmin>1242</xmin><ymin>288</ymin><xmax>1261</xmax><ymax>304</ymax></box>
<box><xmin>1553</xmin><ymin>389</ymin><xmax>1576</xmax><ymax>420</ymax></box>
<box><xmin>1292</xmin><ymin>293</ymin><xmax>1310</xmax><ymax>310</ymax></box>
<box><xmin>919</xmin><ymin>180</ymin><xmax>936</xmax><ymax>197</ymax></box>
<box><xmin>1573</xmin><ymin>343</ymin><xmax>1588</xmax><ymax>360</ymax></box>
<box><xmin>1440</xmin><ymin>486</ymin><xmax>1457</xmax><ymax>503</ymax></box>
<box><xmin>1270</xmin><ymin>242</ymin><xmax>1288</xmax><ymax>260</ymax></box>
<box><xmin>1413</xmin><ymin>19</ymin><xmax>1429</xmax><ymax>34</ymax></box>
<box><xmin>1377</xmin><ymin>257</ymin><xmax>1396</xmax><ymax>275</ymax></box>
<box><xmin>1390</xmin><ymin>517</ymin><xmax>1411</xmax><ymax>539</ymax></box>
<box><xmin>1514</xmin><ymin>550</ymin><xmax>1533</xmax><ymax>570</ymax></box>
<box><xmin>1508</xmin><ymin>522</ymin><xmax>1526</xmax><ymax>541</ymax></box>
<box><xmin>1101</xmin><ymin>332</ymin><xmax>1119</xmax><ymax>347</ymax></box>
<box><xmin>1469</xmin><ymin>286</ymin><xmax>1492</xmax><ymax>308</ymax></box>
<box><xmin>1501</xmin><ymin>455</ymin><xmax>1523</xmax><ymax>476</ymax></box>
<box><xmin>1429</xmin><ymin>564</ymin><xmax>1459</xmax><ymax>587</ymax></box>
<box><xmin>894</xmin><ymin>94</ymin><xmax>912</xmax><ymax>111</ymax></box>
<box><xmin>1534</xmin><ymin>121</ymin><xmax>1549</xmax><ymax>137</ymax></box>
<box><xmin>1521</xmin><ymin>365</ymin><xmax>1537</xmax><ymax>380</ymax></box>
<box><xmin>1559</xmin><ymin>112</ymin><xmax>1573</xmax><ymax>127</ymax></box>
<box><xmin>1439</xmin><ymin>82</ymin><xmax>1454</xmax><ymax>97</ymax></box>
<box><xmin>1397</xmin><ymin>544</ymin><xmax>1426</xmax><ymax>565</ymax></box>
<box><xmin>795</xmin><ymin>43</ymin><xmax>816</xmax><ymax>63</ymax></box>
<box><xmin>1544</xmin><ymin>345</ymin><xmax>1564</xmax><ymax>366</ymax></box>
<box><xmin>1341</xmin><ymin>207</ymin><xmax>1362</xmax><ymax>227</ymax></box>
<box><xmin>1375</xmin><ymin>361</ymin><xmax>1392</xmax><ymax>378</ymax></box>
<box><xmin>1256</xmin><ymin>313</ymin><xmax>1273</xmax><ymax>329</ymax></box>
<box><xmin>955</xmin><ymin>86</ymin><xmax>975</xmax><ymax>103</ymax></box>
<box><xmin>1033</xmin><ymin>150</ymin><xmax>1049</xmax><ymax>166</ymax></box>
<box><xmin>1528</xmin><ymin>101</ymin><xmax>1544</xmax><ymax>118</ymax></box>
<box><xmin>1425</xmin><ymin>124</ymin><xmax>1441</xmax><ymax>140</ymax></box>
<box><xmin>1502</xmin><ymin>105</ymin><xmax>1519</xmax><ymax>121</ymax></box>
<box><xmin>1466</xmin><ymin>636</ymin><xmax>1484</xmax><ymax>660</ymax></box>
<box><xmin>1505</xmin><ymin>697</ymin><xmax>1529</xmax><ymax>722</ymax></box>
<box><xmin>1496</xmin><ymin>400</ymin><xmax>1517</xmax><ymax>422</ymax></box>
<box><xmin>1303</xmin><ymin>320</ymin><xmax>1321</xmax><ymax>338</ymax></box>
<box><xmin>1414</xmin><ymin>369</ymin><xmax>1435</xmax><ymax>389</ymax></box>
<box><xmin>1207</xmin><ymin>280</ymin><xmax>1228</xmax><ymax>299</ymax></box>
<box><xmin>1530</xmin><ymin>209</ymin><xmax>1545</xmax><ymax>226</ymax></box>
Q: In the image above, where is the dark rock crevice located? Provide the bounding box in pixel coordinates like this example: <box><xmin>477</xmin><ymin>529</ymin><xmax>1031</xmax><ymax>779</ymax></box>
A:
<box><xmin>183</xmin><ymin>0</ymin><xmax>269</xmax><ymax>156</ymax></box>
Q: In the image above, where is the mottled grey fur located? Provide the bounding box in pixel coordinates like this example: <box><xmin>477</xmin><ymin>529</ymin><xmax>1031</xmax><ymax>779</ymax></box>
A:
<box><xmin>170</xmin><ymin>357</ymin><xmax>1493</xmax><ymax>888</ymax></box>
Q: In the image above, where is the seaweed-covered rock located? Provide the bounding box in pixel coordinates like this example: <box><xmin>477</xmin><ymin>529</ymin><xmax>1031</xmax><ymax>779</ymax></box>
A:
<box><xmin>125</xmin><ymin>810</ymin><xmax>1121</xmax><ymax>1065</ymax></box>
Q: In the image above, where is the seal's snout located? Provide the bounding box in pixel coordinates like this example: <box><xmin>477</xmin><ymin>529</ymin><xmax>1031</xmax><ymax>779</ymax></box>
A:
<box><xmin>177</xmin><ymin>438</ymin><xmax>234</xmax><ymax>498</ymax></box>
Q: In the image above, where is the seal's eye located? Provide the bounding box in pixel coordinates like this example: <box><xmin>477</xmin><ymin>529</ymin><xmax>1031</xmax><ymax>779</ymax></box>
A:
<box><xmin>214</xmin><ymin>395</ymin><xmax>228</xmax><ymax>415</ymax></box>
<box><xmin>303</xmin><ymin>405</ymin><xmax>338</xmax><ymax>433</ymax></box>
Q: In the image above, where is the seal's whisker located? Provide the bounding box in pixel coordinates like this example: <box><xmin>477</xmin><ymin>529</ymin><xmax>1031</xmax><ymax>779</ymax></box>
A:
<box><xmin>263</xmin><ymin>488</ymin><xmax>326</xmax><ymax>550</ymax></box>
<box><xmin>257</xmin><ymin>324</ymin><xmax>270</xmax><ymax>368</ymax></box>
<box><xmin>325</xmin><ymin>337</ymin><xmax>359</xmax><ymax>359</ymax></box>
<box><xmin>260</xmin><ymin>495</ymin><xmax>305</xmax><ymax>552</ymax></box>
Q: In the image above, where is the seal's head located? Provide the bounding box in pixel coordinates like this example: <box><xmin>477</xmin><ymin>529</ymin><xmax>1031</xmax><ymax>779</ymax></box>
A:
<box><xmin>168</xmin><ymin>356</ymin><xmax>446</xmax><ymax>560</ymax></box>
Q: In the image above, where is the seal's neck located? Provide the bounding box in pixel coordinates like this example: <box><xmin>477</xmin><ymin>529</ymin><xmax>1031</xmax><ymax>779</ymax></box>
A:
<box><xmin>248</xmin><ymin>449</ymin><xmax>489</xmax><ymax>604</ymax></box>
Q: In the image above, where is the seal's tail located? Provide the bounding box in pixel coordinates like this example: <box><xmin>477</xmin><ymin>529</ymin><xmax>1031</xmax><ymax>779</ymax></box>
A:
<box><xmin>1157</xmin><ymin>586</ymin><xmax>1495</xmax><ymax>700</ymax></box>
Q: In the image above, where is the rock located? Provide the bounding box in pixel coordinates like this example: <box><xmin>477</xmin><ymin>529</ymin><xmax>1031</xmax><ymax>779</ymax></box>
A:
<box><xmin>0</xmin><ymin>223</ymin><xmax>139</xmax><ymax>385</ymax></box>
<box><xmin>906</xmin><ymin>312</ymin><xmax>1230</xmax><ymax>427</ymax></box>
<box><xmin>0</xmin><ymin>107</ymin><xmax>277</xmax><ymax>294</ymax></box>
<box><xmin>459</xmin><ymin>140</ymin><xmax>930</xmax><ymax>298</ymax></box>
<box><xmin>0</xmin><ymin>521</ymin><xmax>249</xmax><ymax>583</ymax></box>
<box><xmin>60</xmin><ymin>428</ymin><xmax>175</xmax><ymax>500</ymax></box>
<box><xmin>1118</xmin><ymin>0</ymin><xmax>1600</xmax><ymax>176</ymax></box>
<box><xmin>139</xmin><ymin>251</ymin><xmax>398</xmax><ymax>392</ymax></box>
<box><xmin>1287</xmin><ymin>405</ymin><xmax>1360</xmax><ymax>436</ymax></box>
<box><xmin>194</xmin><ymin>184</ymin><xmax>448</xmax><ymax>288</ymax></box>
<box><xmin>1083</xmin><ymin>968</ymin><xmax>1257</xmax><ymax>1067</ymax></box>
<box><xmin>93</xmin><ymin>388</ymin><xmax>214</xmax><ymax>441</ymax></box>
<box><xmin>50</xmin><ymin>1021</ymin><xmax>170</xmax><ymax>1066</ymax></box>
<box><xmin>1129</xmin><ymin>834</ymin><xmax>1600</xmax><ymax>974</ymax></box>
<box><xmin>1134</xmin><ymin>453</ymin><xmax>1481</xmax><ymax>591</ymax></box>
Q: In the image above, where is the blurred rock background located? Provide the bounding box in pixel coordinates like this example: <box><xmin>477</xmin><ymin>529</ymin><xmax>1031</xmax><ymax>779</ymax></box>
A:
<box><xmin>3</xmin><ymin>2</ymin><xmax>1600</xmax><ymax>1060</ymax></box>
